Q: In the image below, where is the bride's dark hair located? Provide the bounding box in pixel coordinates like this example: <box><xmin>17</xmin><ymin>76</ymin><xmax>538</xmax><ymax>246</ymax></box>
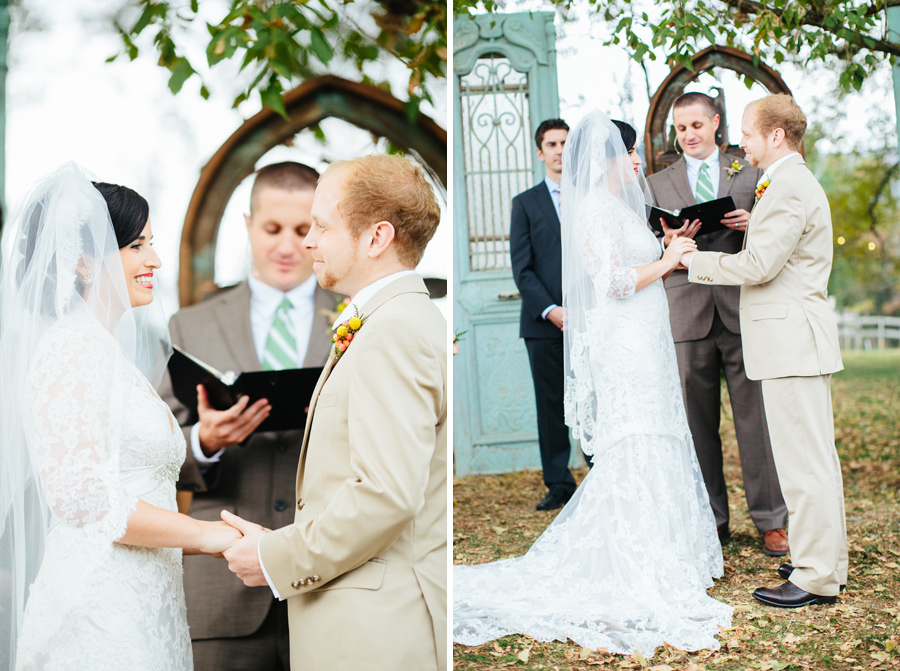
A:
<box><xmin>91</xmin><ymin>182</ymin><xmax>149</xmax><ymax>248</ymax></box>
<box><xmin>611</xmin><ymin>120</ymin><xmax>637</xmax><ymax>152</ymax></box>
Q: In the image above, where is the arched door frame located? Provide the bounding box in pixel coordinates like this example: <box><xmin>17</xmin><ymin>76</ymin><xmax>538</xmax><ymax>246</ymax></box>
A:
<box><xmin>644</xmin><ymin>46</ymin><xmax>796</xmax><ymax>175</ymax></box>
<box><xmin>179</xmin><ymin>75</ymin><xmax>447</xmax><ymax>306</ymax></box>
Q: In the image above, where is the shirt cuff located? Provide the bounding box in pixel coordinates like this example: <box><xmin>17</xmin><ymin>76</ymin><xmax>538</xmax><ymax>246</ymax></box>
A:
<box><xmin>190</xmin><ymin>423</ymin><xmax>225</xmax><ymax>465</ymax></box>
<box><xmin>258</xmin><ymin>537</ymin><xmax>283</xmax><ymax>600</ymax></box>
<box><xmin>687</xmin><ymin>254</ymin><xmax>696</xmax><ymax>277</ymax></box>
<box><xmin>541</xmin><ymin>304</ymin><xmax>558</xmax><ymax>320</ymax></box>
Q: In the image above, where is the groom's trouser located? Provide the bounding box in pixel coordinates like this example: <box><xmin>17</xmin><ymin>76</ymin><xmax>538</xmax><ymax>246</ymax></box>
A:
<box><xmin>192</xmin><ymin>599</ymin><xmax>290</xmax><ymax>671</ymax></box>
<box><xmin>761</xmin><ymin>374</ymin><xmax>848</xmax><ymax>597</ymax></box>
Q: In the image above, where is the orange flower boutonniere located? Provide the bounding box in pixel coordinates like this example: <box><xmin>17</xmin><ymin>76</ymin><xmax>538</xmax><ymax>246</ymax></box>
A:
<box><xmin>332</xmin><ymin>307</ymin><xmax>366</xmax><ymax>360</ymax></box>
<box><xmin>755</xmin><ymin>180</ymin><xmax>770</xmax><ymax>202</ymax></box>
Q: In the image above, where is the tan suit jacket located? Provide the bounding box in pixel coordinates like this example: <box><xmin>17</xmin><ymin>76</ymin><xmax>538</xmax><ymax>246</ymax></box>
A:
<box><xmin>258</xmin><ymin>274</ymin><xmax>447</xmax><ymax>671</ymax></box>
<box><xmin>688</xmin><ymin>154</ymin><xmax>843</xmax><ymax>380</ymax></box>
<box><xmin>158</xmin><ymin>282</ymin><xmax>339</xmax><ymax>640</ymax></box>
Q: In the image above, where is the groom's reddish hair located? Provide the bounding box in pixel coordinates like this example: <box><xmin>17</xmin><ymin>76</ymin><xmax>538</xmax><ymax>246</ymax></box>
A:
<box><xmin>749</xmin><ymin>94</ymin><xmax>807</xmax><ymax>150</ymax></box>
<box><xmin>325</xmin><ymin>155</ymin><xmax>441</xmax><ymax>267</ymax></box>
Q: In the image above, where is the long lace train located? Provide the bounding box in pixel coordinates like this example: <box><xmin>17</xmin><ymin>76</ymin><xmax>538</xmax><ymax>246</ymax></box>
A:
<box><xmin>454</xmin><ymin>430</ymin><xmax>731</xmax><ymax>655</ymax></box>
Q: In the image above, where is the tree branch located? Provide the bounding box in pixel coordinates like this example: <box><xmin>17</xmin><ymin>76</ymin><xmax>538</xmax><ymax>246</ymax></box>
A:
<box><xmin>719</xmin><ymin>0</ymin><xmax>900</xmax><ymax>58</ymax></box>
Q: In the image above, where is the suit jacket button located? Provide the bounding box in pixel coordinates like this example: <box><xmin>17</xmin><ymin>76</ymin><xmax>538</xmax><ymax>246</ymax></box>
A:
<box><xmin>274</xmin><ymin>500</ymin><xmax>287</xmax><ymax>512</ymax></box>
<box><xmin>297</xmin><ymin>499</ymin><xmax>305</xmax><ymax>510</ymax></box>
<box><xmin>291</xmin><ymin>580</ymin><xmax>301</xmax><ymax>589</ymax></box>
<box><xmin>313</xmin><ymin>575</ymin><xmax>320</xmax><ymax>582</ymax></box>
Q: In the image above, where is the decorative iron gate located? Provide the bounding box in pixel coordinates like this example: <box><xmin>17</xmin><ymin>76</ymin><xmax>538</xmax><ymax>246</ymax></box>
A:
<box><xmin>454</xmin><ymin>12</ymin><xmax>578</xmax><ymax>475</ymax></box>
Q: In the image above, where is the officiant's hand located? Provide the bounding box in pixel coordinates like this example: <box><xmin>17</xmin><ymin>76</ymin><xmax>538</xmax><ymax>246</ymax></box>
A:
<box><xmin>721</xmin><ymin>208</ymin><xmax>750</xmax><ymax>231</ymax></box>
<box><xmin>662</xmin><ymin>218</ymin><xmax>701</xmax><ymax>247</ymax></box>
<box><xmin>221</xmin><ymin>510</ymin><xmax>270</xmax><ymax>587</ymax></box>
<box><xmin>197</xmin><ymin>385</ymin><xmax>271</xmax><ymax>455</ymax></box>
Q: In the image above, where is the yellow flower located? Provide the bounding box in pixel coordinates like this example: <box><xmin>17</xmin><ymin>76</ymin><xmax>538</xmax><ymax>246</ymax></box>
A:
<box><xmin>336</xmin><ymin>325</ymin><xmax>348</xmax><ymax>337</ymax></box>
<box><xmin>348</xmin><ymin>316</ymin><xmax>362</xmax><ymax>330</ymax></box>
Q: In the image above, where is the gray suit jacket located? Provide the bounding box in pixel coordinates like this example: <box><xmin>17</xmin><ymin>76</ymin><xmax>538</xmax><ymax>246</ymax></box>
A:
<box><xmin>646</xmin><ymin>152</ymin><xmax>761</xmax><ymax>341</ymax></box>
<box><xmin>158</xmin><ymin>281</ymin><xmax>340</xmax><ymax>640</ymax></box>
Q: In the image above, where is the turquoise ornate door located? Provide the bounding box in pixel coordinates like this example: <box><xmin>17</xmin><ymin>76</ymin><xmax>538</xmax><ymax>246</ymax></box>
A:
<box><xmin>453</xmin><ymin>12</ymin><xmax>577</xmax><ymax>475</ymax></box>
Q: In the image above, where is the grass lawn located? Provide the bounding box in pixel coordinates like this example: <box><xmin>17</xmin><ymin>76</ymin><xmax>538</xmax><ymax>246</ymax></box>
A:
<box><xmin>453</xmin><ymin>349</ymin><xmax>900</xmax><ymax>670</ymax></box>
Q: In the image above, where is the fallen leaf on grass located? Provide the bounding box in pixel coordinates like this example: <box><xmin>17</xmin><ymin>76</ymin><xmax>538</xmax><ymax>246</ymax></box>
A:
<box><xmin>517</xmin><ymin>647</ymin><xmax>531</xmax><ymax>663</ymax></box>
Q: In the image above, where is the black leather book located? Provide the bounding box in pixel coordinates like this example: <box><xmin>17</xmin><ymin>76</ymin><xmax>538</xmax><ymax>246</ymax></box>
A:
<box><xmin>648</xmin><ymin>195</ymin><xmax>737</xmax><ymax>237</ymax></box>
<box><xmin>167</xmin><ymin>345</ymin><xmax>323</xmax><ymax>433</ymax></box>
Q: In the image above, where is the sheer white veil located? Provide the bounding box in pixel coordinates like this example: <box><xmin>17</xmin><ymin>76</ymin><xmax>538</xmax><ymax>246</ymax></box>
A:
<box><xmin>0</xmin><ymin>163</ymin><xmax>171</xmax><ymax>668</ymax></box>
<box><xmin>560</xmin><ymin>111</ymin><xmax>653</xmax><ymax>458</ymax></box>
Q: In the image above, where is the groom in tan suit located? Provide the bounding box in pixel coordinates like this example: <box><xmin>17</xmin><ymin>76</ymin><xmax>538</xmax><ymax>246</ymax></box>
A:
<box><xmin>683</xmin><ymin>94</ymin><xmax>846</xmax><ymax>608</ymax></box>
<box><xmin>222</xmin><ymin>154</ymin><xmax>447</xmax><ymax>670</ymax></box>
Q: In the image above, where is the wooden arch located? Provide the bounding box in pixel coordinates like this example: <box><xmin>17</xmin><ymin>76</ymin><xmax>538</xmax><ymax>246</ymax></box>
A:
<box><xmin>644</xmin><ymin>46</ymin><xmax>796</xmax><ymax>175</ymax></box>
<box><xmin>178</xmin><ymin>75</ymin><xmax>447</xmax><ymax>306</ymax></box>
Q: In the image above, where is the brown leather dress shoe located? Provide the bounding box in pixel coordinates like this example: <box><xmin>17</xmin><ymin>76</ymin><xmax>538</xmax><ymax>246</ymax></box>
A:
<box><xmin>777</xmin><ymin>564</ymin><xmax>846</xmax><ymax>591</ymax></box>
<box><xmin>762</xmin><ymin>528</ymin><xmax>789</xmax><ymax>556</ymax></box>
<box><xmin>753</xmin><ymin>580</ymin><xmax>837</xmax><ymax>608</ymax></box>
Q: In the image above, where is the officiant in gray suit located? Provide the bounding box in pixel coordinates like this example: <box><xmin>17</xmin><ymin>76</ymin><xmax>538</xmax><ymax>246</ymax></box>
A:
<box><xmin>646</xmin><ymin>92</ymin><xmax>788</xmax><ymax>556</ymax></box>
<box><xmin>158</xmin><ymin>162</ymin><xmax>341</xmax><ymax>671</ymax></box>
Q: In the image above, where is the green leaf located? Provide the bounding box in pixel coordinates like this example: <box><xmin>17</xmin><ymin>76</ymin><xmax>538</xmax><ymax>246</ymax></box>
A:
<box><xmin>310</xmin><ymin>26</ymin><xmax>334</xmax><ymax>65</ymax></box>
<box><xmin>168</xmin><ymin>60</ymin><xmax>195</xmax><ymax>95</ymax></box>
<box><xmin>260</xmin><ymin>81</ymin><xmax>289</xmax><ymax>120</ymax></box>
<box><xmin>200</xmin><ymin>85</ymin><xmax>210</xmax><ymax>100</ymax></box>
<box><xmin>190</xmin><ymin>0</ymin><xmax>199</xmax><ymax>13</ymax></box>
<box><xmin>271</xmin><ymin>59</ymin><xmax>292</xmax><ymax>80</ymax></box>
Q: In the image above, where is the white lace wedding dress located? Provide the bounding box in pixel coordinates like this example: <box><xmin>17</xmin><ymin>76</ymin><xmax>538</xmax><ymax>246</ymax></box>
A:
<box><xmin>15</xmin><ymin>315</ymin><xmax>192</xmax><ymax>671</ymax></box>
<box><xmin>453</xmin><ymin>191</ymin><xmax>732</xmax><ymax>655</ymax></box>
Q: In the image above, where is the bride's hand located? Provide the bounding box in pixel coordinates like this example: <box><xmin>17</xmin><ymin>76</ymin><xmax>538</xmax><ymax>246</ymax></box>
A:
<box><xmin>662</xmin><ymin>235</ymin><xmax>697</xmax><ymax>270</ymax></box>
<box><xmin>194</xmin><ymin>520</ymin><xmax>244</xmax><ymax>557</ymax></box>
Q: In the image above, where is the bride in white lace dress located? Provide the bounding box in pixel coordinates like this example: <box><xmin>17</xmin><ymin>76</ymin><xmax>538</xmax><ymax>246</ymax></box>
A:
<box><xmin>0</xmin><ymin>165</ymin><xmax>244</xmax><ymax>671</ymax></box>
<box><xmin>453</xmin><ymin>112</ymin><xmax>732</xmax><ymax>655</ymax></box>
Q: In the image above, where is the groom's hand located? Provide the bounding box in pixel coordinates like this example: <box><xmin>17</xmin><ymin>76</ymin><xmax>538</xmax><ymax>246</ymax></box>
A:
<box><xmin>221</xmin><ymin>510</ymin><xmax>269</xmax><ymax>587</ymax></box>
<box><xmin>721</xmin><ymin>208</ymin><xmax>750</xmax><ymax>231</ymax></box>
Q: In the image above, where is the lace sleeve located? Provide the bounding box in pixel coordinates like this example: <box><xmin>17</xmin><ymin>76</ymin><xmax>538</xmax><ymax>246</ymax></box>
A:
<box><xmin>25</xmin><ymin>326</ymin><xmax>137</xmax><ymax>542</ymax></box>
<box><xmin>579</xmin><ymin>196</ymin><xmax>638</xmax><ymax>299</ymax></box>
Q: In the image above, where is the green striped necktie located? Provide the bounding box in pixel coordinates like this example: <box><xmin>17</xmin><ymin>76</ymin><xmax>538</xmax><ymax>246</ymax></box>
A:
<box><xmin>695</xmin><ymin>162</ymin><xmax>715</xmax><ymax>203</ymax></box>
<box><xmin>262</xmin><ymin>297</ymin><xmax>299</xmax><ymax>371</ymax></box>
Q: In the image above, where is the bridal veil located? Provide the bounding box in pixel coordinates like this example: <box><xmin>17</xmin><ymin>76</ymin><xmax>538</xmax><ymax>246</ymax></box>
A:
<box><xmin>0</xmin><ymin>164</ymin><xmax>170</xmax><ymax>669</ymax></box>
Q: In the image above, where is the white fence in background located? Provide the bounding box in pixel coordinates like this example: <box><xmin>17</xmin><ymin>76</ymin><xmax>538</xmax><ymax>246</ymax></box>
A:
<box><xmin>837</xmin><ymin>313</ymin><xmax>900</xmax><ymax>350</ymax></box>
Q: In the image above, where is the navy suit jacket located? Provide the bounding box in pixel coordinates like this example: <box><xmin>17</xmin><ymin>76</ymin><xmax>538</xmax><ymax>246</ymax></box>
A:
<box><xmin>510</xmin><ymin>182</ymin><xmax>563</xmax><ymax>340</ymax></box>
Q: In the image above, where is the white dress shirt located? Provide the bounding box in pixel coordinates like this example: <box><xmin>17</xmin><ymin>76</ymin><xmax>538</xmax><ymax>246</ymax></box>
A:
<box><xmin>541</xmin><ymin>176</ymin><xmax>562</xmax><ymax>320</ymax></box>
<box><xmin>758</xmin><ymin>152</ymin><xmax>800</xmax><ymax>187</ymax></box>
<box><xmin>260</xmin><ymin>268</ymin><xmax>419</xmax><ymax>599</ymax></box>
<box><xmin>190</xmin><ymin>273</ymin><xmax>320</xmax><ymax>466</ymax></box>
<box><xmin>684</xmin><ymin>150</ymin><xmax>720</xmax><ymax>201</ymax></box>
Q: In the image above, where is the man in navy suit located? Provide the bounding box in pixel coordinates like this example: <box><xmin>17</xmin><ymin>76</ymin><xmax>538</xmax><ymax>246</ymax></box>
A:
<box><xmin>510</xmin><ymin>118</ymin><xmax>578</xmax><ymax>511</ymax></box>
